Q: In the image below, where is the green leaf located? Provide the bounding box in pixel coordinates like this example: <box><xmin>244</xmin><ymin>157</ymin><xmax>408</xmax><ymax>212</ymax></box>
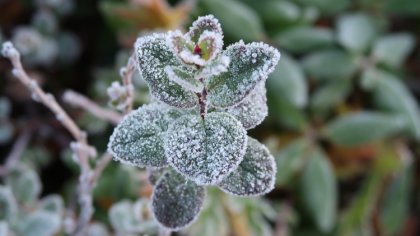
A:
<box><xmin>0</xmin><ymin>186</ymin><xmax>18</xmax><ymax>222</ymax></box>
<box><xmin>324</xmin><ymin>112</ymin><xmax>405</xmax><ymax>146</ymax></box>
<box><xmin>109</xmin><ymin>200</ymin><xmax>154</xmax><ymax>233</ymax></box>
<box><xmin>267</xmin><ymin>98</ymin><xmax>307</xmax><ymax>131</ymax></box>
<box><xmin>371</xmin><ymin>73</ymin><xmax>420</xmax><ymax>140</ymax></box>
<box><xmin>19</xmin><ymin>211</ymin><xmax>61</xmax><ymax>236</ymax></box>
<box><xmin>297</xmin><ymin>0</ymin><xmax>350</xmax><ymax>14</ymax></box>
<box><xmin>108</xmin><ymin>103</ymin><xmax>185</xmax><ymax>168</ymax></box>
<box><xmin>311</xmin><ymin>79</ymin><xmax>351</xmax><ymax>113</ymax></box>
<box><xmin>207</xmin><ymin>41</ymin><xmax>280</xmax><ymax>108</ymax></box>
<box><xmin>302</xmin><ymin>50</ymin><xmax>358</xmax><ymax>81</ymax></box>
<box><xmin>135</xmin><ymin>33</ymin><xmax>197</xmax><ymax>108</ymax></box>
<box><xmin>201</xmin><ymin>0</ymin><xmax>265</xmax><ymax>41</ymax></box>
<box><xmin>152</xmin><ymin>171</ymin><xmax>205</xmax><ymax>230</ymax></box>
<box><xmin>0</xmin><ymin>97</ymin><xmax>11</xmax><ymax>119</ymax></box>
<box><xmin>165</xmin><ymin>112</ymin><xmax>247</xmax><ymax>185</ymax></box>
<box><xmin>275</xmin><ymin>139</ymin><xmax>310</xmax><ymax>186</ymax></box>
<box><xmin>6</xmin><ymin>168</ymin><xmax>41</xmax><ymax>206</ymax></box>
<box><xmin>275</xmin><ymin>27</ymin><xmax>335</xmax><ymax>53</ymax></box>
<box><xmin>222</xmin><ymin>83</ymin><xmax>268</xmax><ymax>130</ymax></box>
<box><xmin>268</xmin><ymin>53</ymin><xmax>307</xmax><ymax>108</ymax></box>
<box><xmin>337</xmin><ymin>13</ymin><xmax>377</xmax><ymax>53</ymax></box>
<box><xmin>249</xmin><ymin>0</ymin><xmax>301</xmax><ymax>25</ymax></box>
<box><xmin>218</xmin><ymin>137</ymin><xmax>276</xmax><ymax>196</ymax></box>
<box><xmin>300</xmin><ymin>149</ymin><xmax>337</xmax><ymax>233</ymax></box>
<box><xmin>380</xmin><ymin>165</ymin><xmax>413</xmax><ymax>235</ymax></box>
<box><xmin>372</xmin><ymin>33</ymin><xmax>415</xmax><ymax>68</ymax></box>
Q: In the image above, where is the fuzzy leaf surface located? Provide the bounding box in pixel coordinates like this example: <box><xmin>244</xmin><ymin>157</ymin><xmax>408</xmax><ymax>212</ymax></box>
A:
<box><xmin>187</xmin><ymin>15</ymin><xmax>223</xmax><ymax>43</ymax></box>
<box><xmin>223</xmin><ymin>83</ymin><xmax>268</xmax><ymax>130</ymax></box>
<box><xmin>135</xmin><ymin>33</ymin><xmax>197</xmax><ymax>108</ymax></box>
<box><xmin>207</xmin><ymin>41</ymin><xmax>280</xmax><ymax>108</ymax></box>
<box><xmin>165</xmin><ymin>112</ymin><xmax>247</xmax><ymax>185</ymax></box>
<box><xmin>152</xmin><ymin>171</ymin><xmax>205</xmax><ymax>230</ymax></box>
<box><xmin>218</xmin><ymin>137</ymin><xmax>276</xmax><ymax>196</ymax></box>
<box><xmin>108</xmin><ymin>104</ymin><xmax>184</xmax><ymax>168</ymax></box>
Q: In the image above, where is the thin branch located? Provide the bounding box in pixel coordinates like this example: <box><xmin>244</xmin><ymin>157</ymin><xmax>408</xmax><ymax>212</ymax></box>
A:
<box><xmin>0</xmin><ymin>131</ymin><xmax>31</xmax><ymax>176</ymax></box>
<box><xmin>1</xmin><ymin>42</ymin><xmax>96</xmax><ymax>236</ymax></box>
<box><xmin>63</xmin><ymin>90</ymin><xmax>122</xmax><ymax>125</ymax></box>
<box><xmin>119</xmin><ymin>54</ymin><xmax>136</xmax><ymax>114</ymax></box>
<box><xmin>89</xmin><ymin>152</ymin><xmax>113</xmax><ymax>185</ymax></box>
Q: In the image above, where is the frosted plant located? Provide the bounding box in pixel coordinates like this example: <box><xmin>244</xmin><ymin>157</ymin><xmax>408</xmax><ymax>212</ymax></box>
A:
<box><xmin>108</xmin><ymin>15</ymin><xmax>280</xmax><ymax>231</ymax></box>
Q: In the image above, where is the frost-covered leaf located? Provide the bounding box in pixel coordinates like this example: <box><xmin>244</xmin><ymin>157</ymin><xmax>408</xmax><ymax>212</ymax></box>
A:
<box><xmin>337</xmin><ymin>13</ymin><xmax>377</xmax><ymax>53</ymax></box>
<box><xmin>0</xmin><ymin>221</ymin><xmax>8</xmax><ymax>236</ymax></box>
<box><xmin>207</xmin><ymin>41</ymin><xmax>280</xmax><ymax>108</ymax></box>
<box><xmin>108</xmin><ymin>104</ymin><xmax>184</xmax><ymax>168</ymax></box>
<box><xmin>187</xmin><ymin>15</ymin><xmax>223</xmax><ymax>43</ymax></box>
<box><xmin>86</xmin><ymin>223</ymin><xmax>110</xmax><ymax>236</ymax></box>
<box><xmin>0</xmin><ymin>186</ymin><xmax>18</xmax><ymax>222</ymax></box>
<box><xmin>165</xmin><ymin>65</ymin><xmax>203</xmax><ymax>93</ymax></box>
<box><xmin>372</xmin><ymin>33</ymin><xmax>415</xmax><ymax>68</ymax></box>
<box><xmin>218</xmin><ymin>137</ymin><xmax>276</xmax><ymax>196</ymax></box>
<box><xmin>152</xmin><ymin>171</ymin><xmax>205</xmax><ymax>230</ymax></box>
<box><xmin>19</xmin><ymin>211</ymin><xmax>61</xmax><ymax>236</ymax></box>
<box><xmin>38</xmin><ymin>195</ymin><xmax>64</xmax><ymax>216</ymax></box>
<box><xmin>197</xmin><ymin>30</ymin><xmax>223</xmax><ymax>62</ymax></box>
<box><xmin>6</xmin><ymin>168</ymin><xmax>41</xmax><ymax>205</ymax></box>
<box><xmin>135</xmin><ymin>33</ymin><xmax>197</xmax><ymax>108</ymax></box>
<box><xmin>109</xmin><ymin>200</ymin><xmax>156</xmax><ymax>233</ymax></box>
<box><xmin>198</xmin><ymin>55</ymin><xmax>230</xmax><ymax>78</ymax></box>
<box><xmin>223</xmin><ymin>83</ymin><xmax>267</xmax><ymax>130</ymax></box>
<box><xmin>165</xmin><ymin>112</ymin><xmax>247</xmax><ymax>185</ymax></box>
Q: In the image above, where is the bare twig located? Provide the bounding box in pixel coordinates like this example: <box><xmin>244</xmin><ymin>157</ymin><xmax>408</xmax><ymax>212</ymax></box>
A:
<box><xmin>119</xmin><ymin>55</ymin><xmax>136</xmax><ymax>114</ymax></box>
<box><xmin>1</xmin><ymin>42</ymin><xmax>97</xmax><ymax>236</ymax></box>
<box><xmin>63</xmin><ymin>90</ymin><xmax>122</xmax><ymax>124</ymax></box>
<box><xmin>0</xmin><ymin>131</ymin><xmax>31</xmax><ymax>176</ymax></box>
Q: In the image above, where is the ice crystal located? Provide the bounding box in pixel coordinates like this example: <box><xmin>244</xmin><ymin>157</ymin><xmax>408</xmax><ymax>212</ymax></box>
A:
<box><xmin>135</xmin><ymin>33</ymin><xmax>197</xmax><ymax>108</ymax></box>
<box><xmin>223</xmin><ymin>82</ymin><xmax>268</xmax><ymax>130</ymax></box>
<box><xmin>206</xmin><ymin>41</ymin><xmax>280</xmax><ymax>108</ymax></box>
<box><xmin>164</xmin><ymin>112</ymin><xmax>247</xmax><ymax>185</ymax></box>
<box><xmin>152</xmin><ymin>171</ymin><xmax>205</xmax><ymax>230</ymax></box>
<box><xmin>219</xmin><ymin>137</ymin><xmax>276</xmax><ymax>196</ymax></box>
<box><xmin>108</xmin><ymin>103</ymin><xmax>184</xmax><ymax>168</ymax></box>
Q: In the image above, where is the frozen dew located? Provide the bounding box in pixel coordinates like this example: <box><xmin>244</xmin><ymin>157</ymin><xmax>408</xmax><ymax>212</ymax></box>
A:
<box><xmin>197</xmin><ymin>30</ymin><xmax>223</xmax><ymax>62</ymax></box>
<box><xmin>164</xmin><ymin>112</ymin><xmax>247</xmax><ymax>185</ymax></box>
<box><xmin>187</xmin><ymin>15</ymin><xmax>223</xmax><ymax>43</ymax></box>
<box><xmin>218</xmin><ymin>137</ymin><xmax>276</xmax><ymax>196</ymax></box>
<box><xmin>207</xmin><ymin>41</ymin><xmax>280</xmax><ymax>108</ymax></box>
<box><xmin>179</xmin><ymin>49</ymin><xmax>206</xmax><ymax>66</ymax></box>
<box><xmin>152</xmin><ymin>171</ymin><xmax>205</xmax><ymax>230</ymax></box>
<box><xmin>223</xmin><ymin>82</ymin><xmax>268</xmax><ymax>130</ymax></box>
<box><xmin>198</xmin><ymin>55</ymin><xmax>230</xmax><ymax>78</ymax></box>
<box><xmin>165</xmin><ymin>65</ymin><xmax>203</xmax><ymax>93</ymax></box>
<box><xmin>108</xmin><ymin>103</ymin><xmax>186</xmax><ymax>168</ymax></box>
<box><xmin>135</xmin><ymin>33</ymin><xmax>197</xmax><ymax>108</ymax></box>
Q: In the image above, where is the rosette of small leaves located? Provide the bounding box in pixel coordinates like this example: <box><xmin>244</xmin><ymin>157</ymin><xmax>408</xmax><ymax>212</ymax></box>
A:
<box><xmin>108</xmin><ymin>15</ymin><xmax>280</xmax><ymax>231</ymax></box>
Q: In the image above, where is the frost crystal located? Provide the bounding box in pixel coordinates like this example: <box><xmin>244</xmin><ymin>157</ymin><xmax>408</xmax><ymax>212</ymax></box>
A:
<box><xmin>135</xmin><ymin>33</ymin><xmax>197</xmax><ymax>108</ymax></box>
<box><xmin>219</xmin><ymin>137</ymin><xmax>276</xmax><ymax>196</ymax></box>
<box><xmin>164</xmin><ymin>112</ymin><xmax>247</xmax><ymax>185</ymax></box>
<box><xmin>152</xmin><ymin>171</ymin><xmax>205</xmax><ymax>230</ymax></box>
<box><xmin>108</xmin><ymin>103</ymin><xmax>184</xmax><ymax>168</ymax></box>
<box><xmin>223</xmin><ymin>82</ymin><xmax>268</xmax><ymax>130</ymax></box>
<box><xmin>207</xmin><ymin>41</ymin><xmax>280</xmax><ymax>108</ymax></box>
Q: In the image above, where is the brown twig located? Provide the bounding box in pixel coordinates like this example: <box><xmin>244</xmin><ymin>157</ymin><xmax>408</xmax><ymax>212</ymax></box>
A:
<box><xmin>119</xmin><ymin>54</ymin><xmax>136</xmax><ymax>114</ymax></box>
<box><xmin>63</xmin><ymin>90</ymin><xmax>122</xmax><ymax>125</ymax></box>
